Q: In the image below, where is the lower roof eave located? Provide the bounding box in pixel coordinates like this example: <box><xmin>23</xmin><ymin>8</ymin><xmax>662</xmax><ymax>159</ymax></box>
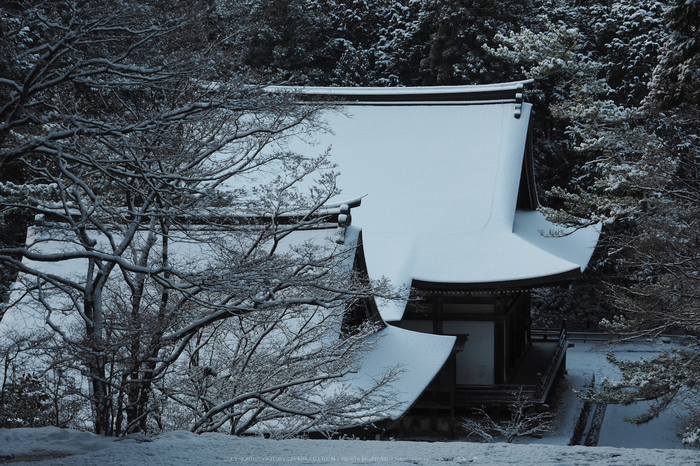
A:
<box><xmin>411</xmin><ymin>269</ymin><xmax>582</xmax><ymax>294</ymax></box>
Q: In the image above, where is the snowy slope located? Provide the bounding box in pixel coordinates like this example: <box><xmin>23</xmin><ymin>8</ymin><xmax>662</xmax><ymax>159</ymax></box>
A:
<box><xmin>1</xmin><ymin>427</ymin><xmax>698</xmax><ymax>465</ymax></box>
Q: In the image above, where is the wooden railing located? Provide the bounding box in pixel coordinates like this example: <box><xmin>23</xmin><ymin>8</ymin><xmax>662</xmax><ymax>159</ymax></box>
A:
<box><xmin>414</xmin><ymin>329</ymin><xmax>570</xmax><ymax>409</ymax></box>
<box><xmin>534</xmin><ymin>328</ymin><xmax>568</xmax><ymax>403</ymax></box>
<box><xmin>530</xmin><ymin>328</ymin><xmax>563</xmax><ymax>341</ymax></box>
<box><xmin>567</xmin><ymin>331</ymin><xmax>689</xmax><ymax>343</ymax></box>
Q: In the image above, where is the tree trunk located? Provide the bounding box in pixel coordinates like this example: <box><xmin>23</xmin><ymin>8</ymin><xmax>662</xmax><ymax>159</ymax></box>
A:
<box><xmin>89</xmin><ymin>357</ymin><xmax>113</xmax><ymax>436</ymax></box>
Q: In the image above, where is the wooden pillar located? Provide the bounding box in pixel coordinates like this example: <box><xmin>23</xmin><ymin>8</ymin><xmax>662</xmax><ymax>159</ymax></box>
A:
<box><xmin>449</xmin><ymin>352</ymin><xmax>456</xmax><ymax>438</ymax></box>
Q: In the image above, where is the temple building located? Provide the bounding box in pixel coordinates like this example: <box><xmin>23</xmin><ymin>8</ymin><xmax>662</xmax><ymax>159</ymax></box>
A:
<box><xmin>0</xmin><ymin>82</ymin><xmax>600</xmax><ymax>436</ymax></box>
<box><xmin>272</xmin><ymin>82</ymin><xmax>601</xmax><ymax>434</ymax></box>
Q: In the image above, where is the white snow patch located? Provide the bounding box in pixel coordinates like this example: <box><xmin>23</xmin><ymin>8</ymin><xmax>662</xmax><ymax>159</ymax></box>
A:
<box><xmin>566</xmin><ymin>341</ymin><xmax>689</xmax><ymax>450</ymax></box>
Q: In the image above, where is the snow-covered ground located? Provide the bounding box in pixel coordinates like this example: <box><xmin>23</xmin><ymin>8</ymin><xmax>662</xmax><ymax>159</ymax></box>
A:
<box><xmin>1</xmin><ymin>427</ymin><xmax>698</xmax><ymax>465</ymax></box>
<box><xmin>1</xmin><ymin>339</ymin><xmax>698</xmax><ymax>465</ymax></box>
<box><xmin>566</xmin><ymin>340</ymin><xmax>688</xmax><ymax>449</ymax></box>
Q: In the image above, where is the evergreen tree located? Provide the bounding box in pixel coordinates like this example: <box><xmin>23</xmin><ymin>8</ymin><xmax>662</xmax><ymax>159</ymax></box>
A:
<box><xmin>646</xmin><ymin>0</ymin><xmax>700</xmax><ymax>107</ymax></box>
<box><xmin>0</xmin><ymin>374</ymin><xmax>51</xmax><ymax>428</ymax></box>
<box><xmin>485</xmin><ymin>1</ymin><xmax>700</xmax><ymax>444</ymax></box>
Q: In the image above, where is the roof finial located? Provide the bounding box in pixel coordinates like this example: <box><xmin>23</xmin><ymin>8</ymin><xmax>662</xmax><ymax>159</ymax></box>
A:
<box><xmin>514</xmin><ymin>84</ymin><xmax>525</xmax><ymax>119</ymax></box>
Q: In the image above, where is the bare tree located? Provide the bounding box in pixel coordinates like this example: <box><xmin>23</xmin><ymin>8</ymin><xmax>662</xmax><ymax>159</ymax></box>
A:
<box><xmin>460</xmin><ymin>391</ymin><xmax>553</xmax><ymax>443</ymax></box>
<box><xmin>167</xmin><ymin>315</ymin><xmax>401</xmax><ymax>437</ymax></box>
<box><xmin>0</xmin><ymin>0</ymin><xmax>396</xmax><ymax>436</ymax></box>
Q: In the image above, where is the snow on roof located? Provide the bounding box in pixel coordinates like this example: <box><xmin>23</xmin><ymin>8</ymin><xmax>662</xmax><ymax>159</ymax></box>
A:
<box><xmin>513</xmin><ymin>210</ymin><xmax>600</xmax><ymax>273</ymax></box>
<box><xmin>345</xmin><ymin>325</ymin><xmax>455</xmax><ymax>421</ymax></box>
<box><xmin>1</xmin><ymin>225</ymin><xmax>360</xmax><ymax>336</ymax></box>
<box><xmin>270</xmin><ymin>85</ymin><xmax>600</xmax><ymax>321</ymax></box>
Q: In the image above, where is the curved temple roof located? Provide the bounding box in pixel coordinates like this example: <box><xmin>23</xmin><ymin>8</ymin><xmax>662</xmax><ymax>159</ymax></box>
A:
<box><xmin>273</xmin><ymin>83</ymin><xmax>601</xmax><ymax>322</ymax></box>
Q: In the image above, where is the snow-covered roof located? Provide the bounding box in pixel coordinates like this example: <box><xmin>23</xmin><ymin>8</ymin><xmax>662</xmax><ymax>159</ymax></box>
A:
<box><xmin>0</xmin><ymin>225</ymin><xmax>361</xmax><ymax>335</ymax></box>
<box><xmin>270</xmin><ymin>83</ymin><xmax>600</xmax><ymax>321</ymax></box>
<box><xmin>346</xmin><ymin>325</ymin><xmax>455</xmax><ymax>421</ymax></box>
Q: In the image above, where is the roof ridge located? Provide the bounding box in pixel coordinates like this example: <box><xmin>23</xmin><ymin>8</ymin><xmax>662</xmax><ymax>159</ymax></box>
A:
<box><xmin>265</xmin><ymin>81</ymin><xmax>533</xmax><ymax>108</ymax></box>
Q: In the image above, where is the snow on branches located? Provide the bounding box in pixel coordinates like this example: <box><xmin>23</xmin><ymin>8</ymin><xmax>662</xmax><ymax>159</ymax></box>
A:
<box><xmin>0</xmin><ymin>0</ymin><xmax>398</xmax><ymax>437</ymax></box>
